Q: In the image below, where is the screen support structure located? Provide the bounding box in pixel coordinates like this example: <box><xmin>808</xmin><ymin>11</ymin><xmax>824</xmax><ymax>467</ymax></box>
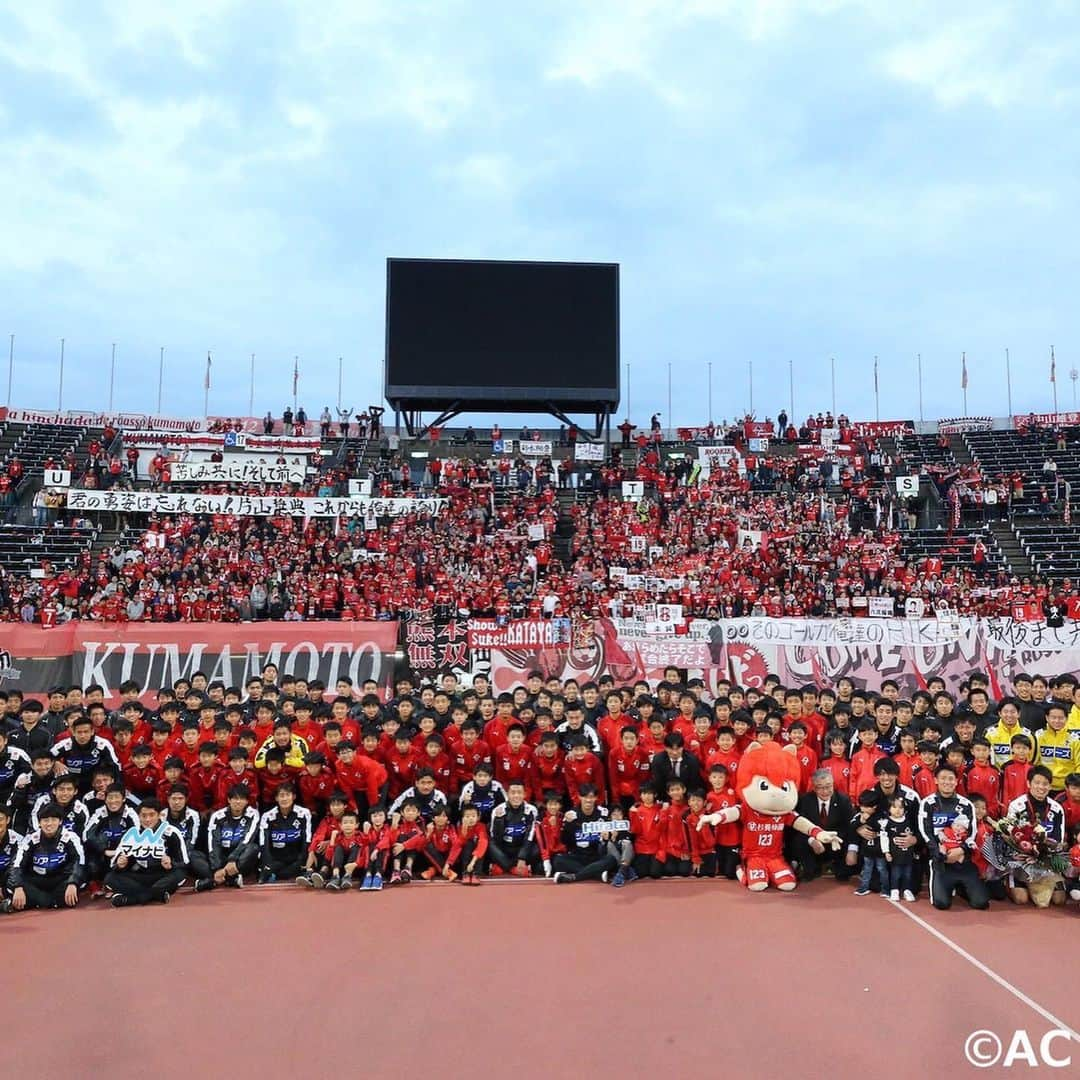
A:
<box><xmin>394</xmin><ymin>402</ymin><xmax>612</xmax><ymax>442</ymax></box>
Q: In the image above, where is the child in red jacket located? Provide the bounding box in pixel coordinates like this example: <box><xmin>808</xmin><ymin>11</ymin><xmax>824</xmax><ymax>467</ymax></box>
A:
<box><xmin>659</xmin><ymin>779</ymin><xmax>692</xmax><ymax>877</ymax></box>
<box><xmin>360</xmin><ymin>806</ymin><xmax>394</xmax><ymax>891</ymax></box>
<box><xmin>455</xmin><ymin>805</ymin><xmax>489</xmax><ymax>885</ymax></box>
<box><xmin>217</xmin><ymin>749</ymin><xmax>259</xmax><ymax>809</ymax></box>
<box><xmin>629</xmin><ymin>784</ymin><xmax>664</xmax><ymax>879</ymax></box>
<box><xmin>686</xmin><ymin>790</ymin><xmax>717</xmax><ymax>877</ymax></box>
<box><xmin>848</xmin><ymin>723</ymin><xmax>886</xmax><ymax>800</ymax></box>
<box><xmin>299</xmin><ymin>791</ymin><xmax>350</xmax><ymax>887</ymax></box>
<box><xmin>389</xmin><ymin>799</ymin><xmax>427</xmax><ymax>884</ymax></box>
<box><xmin>704</xmin><ymin>765</ymin><xmax>741</xmax><ymax>879</ymax></box>
<box><xmin>325</xmin><ymin>810</ymin><xmax>366</xmax><ymax>890</ymax></box>
<box><xmin>419</xmin><ymin>806</ymin><xmax>461</xmax><ymax>881</ymax></box>
<box><xmin>536</xmin><ymin>792</ymin><xmax>567</xmax><ymax>877</ymax></box>
<box><xmin>563</xmin><ymin>738</ymin><xmax>607</xmax><ymax>805</ymax></box>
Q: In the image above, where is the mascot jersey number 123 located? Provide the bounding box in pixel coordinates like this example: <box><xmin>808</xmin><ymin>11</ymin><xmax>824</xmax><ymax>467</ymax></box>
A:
<box><xmin>700</xmin><ymin>742</ymin><xmax>841</xmax><ymax>891</ymax></box>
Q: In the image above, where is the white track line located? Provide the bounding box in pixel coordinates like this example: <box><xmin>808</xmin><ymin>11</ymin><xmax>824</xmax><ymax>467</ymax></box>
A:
<box><xmin>890</xmin><ymin>901</ymin><xmax>1080</xmax><ymax>1042</ymax></box>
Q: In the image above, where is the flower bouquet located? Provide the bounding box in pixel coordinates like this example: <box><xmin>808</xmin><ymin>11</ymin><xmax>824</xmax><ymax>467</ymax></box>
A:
<box><xmin>984</xmin><ymin>809</ymin><xmax>1070</xmax><ymax>907</ymax></box>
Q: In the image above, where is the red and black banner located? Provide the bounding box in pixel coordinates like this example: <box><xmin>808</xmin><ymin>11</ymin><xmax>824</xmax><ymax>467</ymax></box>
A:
<box><xmin>0</xmin><ymin>622</ymin><xmax>399</xmax><ymax>703</ymax></box>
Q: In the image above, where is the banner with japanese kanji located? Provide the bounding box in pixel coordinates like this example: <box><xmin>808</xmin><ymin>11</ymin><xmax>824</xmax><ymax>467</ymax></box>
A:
<box><xmin>470</xmin><ymin>616</ymin><xmax>1080</xmax><ymax>699</ymax></box>
<box><xmin>405</xmin><ymin>615</ymin><xmax>471</xmax><ymax>679</ymax></box>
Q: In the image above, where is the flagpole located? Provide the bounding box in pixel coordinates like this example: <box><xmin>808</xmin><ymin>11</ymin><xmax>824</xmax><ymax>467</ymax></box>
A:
<box><xmin>293</xmin><ymin>356</ymin><xmax>299</xmax><ymax>416</ymax></box>
<box><xmin>1052</xmin><ymin>346</ymin><xmax>1058</xmax><ymax>419</ymax></box>
<box><xmin>917</xmin><ymin>353</ymin><xmax>923</xmax><ymax>421</ymax></box>
<box><xmin>830</xmin><ymin>356</ymin><xmax>836</xmax><ymax>416</ymax></box>
<box><xmin>337</xmin><ymin>356</ymin><xmax>343</xmax><ymax>412</ymax></box>
<box><xmin>1005</xmin><ymin>348</ymin><xmax>1012</xmax><ymax>417</ymax></box>
<box><xmin>249</xmin><ymin>353</ymin><xmax>255</xmax><ymax>416</ymax></box>
<box><xmin>58</xmin><ymin>337</ymin><xmax>65</xmax><ymax>411</ymax></box>
<box><xmin>748</xmin><ymin>360</ymin><xmax>753</xmax><ymax>415</ymax></box>
<box><xmin>109</xmin><ymin>343</ymin><xmax>116</xmax><ymax>412</ymax></box>
<box><xmin>962</xmin><ymin>351</ymin><xmax>968</xmax><ymax>417</ymax></box>
<box><xmin>157</xmin><ymin>347</ymin><xmax>164</xmax><ymax>414</ymax></box>
<box><xmin>873</xmin><ymin>355</ymin><xmax>879</xmax><ymax>421</ymax></box>
<box><xmin>667</xmin><ymin>361</ymin><xmax>672</xmax><ymax>430</ymax></box>
<box><xmin>788</xmin><ymin>358</ymin><xmax>794</xmax><ymax>424</ymax></box>
<box><xmin>6</xmin><ymin>334</ymin><xmax>13</xmax><ymax>408</ymax></box>
<box><xmin>204</xmin><ymin>351</ymin><xmax>210</xmax><ymax>417</ymax></box>
<box><xmin>707</xmin><ymin>361</ymin><xmax>712</xmax><ymax>424</ymax></box>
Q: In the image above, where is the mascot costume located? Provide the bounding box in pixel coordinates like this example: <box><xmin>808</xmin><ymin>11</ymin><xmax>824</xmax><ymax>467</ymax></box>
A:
<box><xmin>700</xmin><ymin>741</ymin><xmax>841</xmax><ymax>891</ymax></box>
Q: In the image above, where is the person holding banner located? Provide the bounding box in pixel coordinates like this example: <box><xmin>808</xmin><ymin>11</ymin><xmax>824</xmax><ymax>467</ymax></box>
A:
<box><xmin>552</xmin><ymin>786</ymin><xmax>618</xmax><ymax>884</ymax></box>
<box><xmin>104</xmin><ymin>799</ymin><xmax>189</xmax><ymax>907</ymax></box>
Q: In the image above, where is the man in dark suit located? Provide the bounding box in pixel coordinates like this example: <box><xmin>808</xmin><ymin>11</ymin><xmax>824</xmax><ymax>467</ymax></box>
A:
<box><xmin>789</xmin><ymin>769</ymin><xmax>854</xmax><ymax>881</ymax></box>
<box><xmin>650</xmin><ymin>733</ymin><xmax>702</xmax><ymax>795</ymax></box>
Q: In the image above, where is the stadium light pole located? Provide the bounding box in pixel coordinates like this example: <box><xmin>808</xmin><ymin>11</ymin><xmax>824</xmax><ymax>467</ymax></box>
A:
<box><xmin>109</xmin><ymin>343</ymin><xmax>116</xmax><ymax>412</ymax></box>
<box><xmin>1005</xmin><ymin>348</ymin><xmax>1012</xmax><ymax>418</ymax></box>
<box><xmin>6</xmin><ymin>334</ymin><xmax>12</xmax><ymax>408</ymax></box>
<box><xmin>58</xmin><ymin>337</ymin><xmax>65</xmax><ymax>412</ymax></box>
<box><xmin>157</xmin><ymin>347</ymin><xmax>164</xmax><ymax>414</ymax></box>
<box><xmin>1071</xmin><ymin>367</ymin><xmax>1078</xmax><ymax>409</ymax></box>
<box><xmin>1052</xmin><ymin>346</ymin><xmax>1058</xmax><ymax>419</ymax></box>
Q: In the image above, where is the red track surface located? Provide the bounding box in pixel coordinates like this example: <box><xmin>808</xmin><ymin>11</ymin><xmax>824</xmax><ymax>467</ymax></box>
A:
<box><xmin>4</xmin><ymin>880</ymin><xmax>1079</xmax><ymax>1078</ymax></box>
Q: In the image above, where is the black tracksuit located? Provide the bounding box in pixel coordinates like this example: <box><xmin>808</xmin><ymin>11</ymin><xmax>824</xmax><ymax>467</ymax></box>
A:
<box><xmin>917</xmin><ymin>792</ymin><xmax>989</xmax><ymax>910</ymax></box>
<box><xmin>104</xmin><ymin>826</ymin><xmax>189</xmax><ymax>904</ymax></box>
<box><xmin>553</xmin><ymin>807</ymin><xmax>618</xmax><ymax>881</ymax></box>
<box><xmin>8</xmin><ymin>828</ymin><xmax>85</xmax><ymax>908</ymax></box>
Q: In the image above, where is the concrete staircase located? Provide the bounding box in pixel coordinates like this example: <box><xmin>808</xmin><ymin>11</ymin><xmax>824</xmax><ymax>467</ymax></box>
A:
<box><xmin>988</xmin><ymin>520</ymin><xmax>1036</xmax><ymax>577</ymax></box>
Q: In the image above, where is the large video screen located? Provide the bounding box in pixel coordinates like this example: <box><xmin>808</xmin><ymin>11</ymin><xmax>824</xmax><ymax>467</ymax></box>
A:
<box><xmin>385</xmin><ymin>259</ymin><xmax>619</xmax><ymax>404</ymax></box>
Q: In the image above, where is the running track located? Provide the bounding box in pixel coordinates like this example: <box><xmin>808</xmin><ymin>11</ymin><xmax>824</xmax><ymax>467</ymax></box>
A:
<box><xmin>4</xmin><ymin>880</ymin><xmax>1079</xmax><ymax>1077</ymax></box>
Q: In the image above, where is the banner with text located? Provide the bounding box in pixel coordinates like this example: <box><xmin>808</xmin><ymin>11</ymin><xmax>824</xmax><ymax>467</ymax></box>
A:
<box><xmin>66</xmin><ymin>490</ymin><xmax>445</xmax><ymax>518</ymax></box>
<box><xmin>478</xmin><ymin>616</ymin><xmax>1080</xmax><ymax>698</ymax></box>
<box><xmin>574</xmin><ymin>442</ymin><xmax>605</xmax><ymax>462</ymax></box>
<box><xmin>171</xmin><ymin>461</ymin><xmax>308</xmax><ymax>484</ymax></box>
<box><xmin>0</xmin><ymin>621</ymin><xmax>398</xmax><ymax>702</ymax></box>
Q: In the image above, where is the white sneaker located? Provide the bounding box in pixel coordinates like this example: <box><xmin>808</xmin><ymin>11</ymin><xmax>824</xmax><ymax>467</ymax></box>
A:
<box><xmin>1069</xmin><ymin>887</ymin><xmax>1080</xmax><ymax>902</ymax></box>
<box><xmin>890</xmin><ymin>889</ymin><xmax>900</xmax><ymax>901</ymax></box>
<box><xmin>902</xmin><ymin>890</ymin><xmax>916</xmax><ymax>903</ymax></box>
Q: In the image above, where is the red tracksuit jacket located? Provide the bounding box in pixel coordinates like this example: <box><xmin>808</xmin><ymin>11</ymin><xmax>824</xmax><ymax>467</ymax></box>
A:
<box><xmin>494</xmin><ymin>747</ymin><xmax>535</xmax><ymax>800</ymax></box>
<box><xmin>965</xmin><ymin>763</ymin><xmax>1001</xmax><ymax>816</ymax></box>
<box><xmin>535</xmin><ymin>813</ymin><xmax>567</xmax><ymax>861</ymax></box>
<box><xmin>449</xmin><ymin>738</ymin><xmax>493</xmax><ymax>790</ymax></box>
<box><xmin>607</xmin><ymin>745</ymin><xmax>651</xmax><ymax>802</ymax></box>
<box><xmin>629</xmin><ymin>802</ymin><xmax>664</xmax><ymax>857</ymax></box>
<box><xmin>848</xmin><ymin>746</ymin><xmax>886</xmax><ymax>800</ymax></box>
<box><xmin>532</xmin><ymin>747</ymin><xmax>567</xmax><ymax>799</ymax></box>
<box><xmin>687</xmin><ymin>811</ymin><xmax>716</xmax><ymax>867</ymax></box>
<box><xmin>563</xmin><ymin>752</ymin><xmax>607</xmax><ymax>804</ymax></box>
<box><xmin>216</xmin><ymin>766</ymin><xmax>259</xmax><ymax>807</ymax></box>
<box><xmin>659</xmin><ymin>802</ymin><xmax>691</xmax><ymax>861</ymax></box>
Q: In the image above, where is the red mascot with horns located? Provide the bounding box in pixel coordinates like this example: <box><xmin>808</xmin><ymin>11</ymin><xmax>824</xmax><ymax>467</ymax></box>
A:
<box><xmin>700</xmin><ymin>741</ymin><xmax>841</xmax><ymax>891</ymax></box>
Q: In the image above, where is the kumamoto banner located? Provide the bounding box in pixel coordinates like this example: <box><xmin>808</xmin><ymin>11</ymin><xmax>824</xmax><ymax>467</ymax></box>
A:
<box><xmin>66</xmin><ymin>490</ymin><xmax>446</xmax><ymax>518</ymax></box>
<box><xmin>0</xmin><ymin>407</ymin><xmax>203</xmax><ymax>432</ymax></box>
<box><xmin>171</xmin><ymin>461</ymin><xmax>308</xmax><ymax>484</ymax></box>
<box><xmin>0</xmin><ymin>621</ymin><xmax>399</xmax><ymax>702</ymax></box>
<box><xmin>122</xmin><ymin>432</ymin><xmax>322</xmax><ymax>452</ymax></box>
<box><xmin>474</xmin><ymin>616</ymin><xmax>1080</xmax><ymax>698</ymax></box>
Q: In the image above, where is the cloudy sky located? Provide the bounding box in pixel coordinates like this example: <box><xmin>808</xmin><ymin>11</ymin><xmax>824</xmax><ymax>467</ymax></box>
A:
<box><xmin>2</xmin><ymin>1</ymin><xmax>1078</xmax><ymax>427</ymax></box>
